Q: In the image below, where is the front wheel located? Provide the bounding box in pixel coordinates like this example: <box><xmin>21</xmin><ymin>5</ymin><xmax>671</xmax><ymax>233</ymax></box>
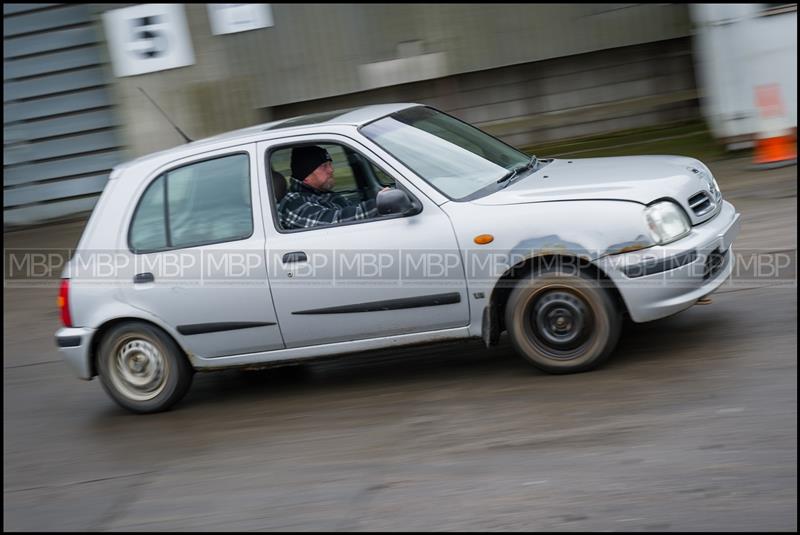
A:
<box><xmin>97</xmin><ymin>322</ymin><xmax>194</xmax><ymax>413</ymax></box>
<box><xmin>505</xmin><ymin>269</ymin><xmax>621</xmax><ymax>374</ymax></box>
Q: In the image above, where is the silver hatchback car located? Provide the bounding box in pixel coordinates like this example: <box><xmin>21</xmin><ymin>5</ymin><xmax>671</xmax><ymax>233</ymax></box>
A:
<box><xmin>56</xmin><ymin>104</ymin><xmax>741</xmax><ymax>413</ymax></box>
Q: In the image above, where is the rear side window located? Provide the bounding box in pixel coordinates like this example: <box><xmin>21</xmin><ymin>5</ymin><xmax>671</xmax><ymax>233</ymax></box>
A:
<box><xmin>129</xmin><ymin>175</ymin><xmax>167</xmax><ymax>252</ymax></box>
<box><xmin>129</xmin><ymin>153</ymin><xmax>253</xmax><ymax>253</ymax></box>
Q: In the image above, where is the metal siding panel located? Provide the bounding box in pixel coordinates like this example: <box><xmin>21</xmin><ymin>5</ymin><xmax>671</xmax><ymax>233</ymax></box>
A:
<box><xmin>3</xmin><ymin>196</ymin><xmax>100</xmax><ymax>226</ymax></box>
<box><xmin>4</xmin><ymin>66</ymin><xmax>106</xmax><ymax>101</ymax></box>
<box><xmin>249</xmin><ymin>4</ymin><xmax>692</xmax><ymax>108</ymax></box>
<box><xmin>4</xmin><ymin>173</ymin><xmax>108</xmax><ymax>207</ymax></box>
<box><xmin>3</xmin><ymin>4</ymin><xmax>127</xmax><ymax>226</ymax></box>
<box><xmin>5</xmin><ymin>131</ymin><xmax>120</xmax><ymax>165</ymax></box>
<box><xmin>3</xmin><ymin>109</ymin><xmax>118</xmax><ymax>143</ymax></box>
<box><xmin>4</xmin><ymin>150</ymin><xmax>125</xmax><ymax>186</ymax></box>
<box><xmin>3</xmin><ymin>26</ymin><xmax>98</xmax><ymax>59</ymax></box>
<box><xmin>3</xmin><ymin>45</ymin><xmax>103</xmax><ymax>80</ymax></box>
<box><xmin>3</xmin><ymin>4</ymin><xmax>90</xmax><ymax>37</ymax></box>
<box><xmin>3</xmin><ymin>4</ymin><xmax>59</xmax><ymax>16</ymax></box>
<box><xmin>4</xmin><ymin>88</ymin><xmax>111</xmax><ymax>123</ymax></box>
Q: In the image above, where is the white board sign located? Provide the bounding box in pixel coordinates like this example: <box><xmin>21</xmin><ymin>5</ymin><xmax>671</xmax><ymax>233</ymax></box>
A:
<box><xmin>103</xmin><ymin>4</ymin><xmax>195</xmax><ymax>77</ymax></box>
<box><xmin>207</xmin><ymin>4</ymin><xmax>274</xmax><ymax>35</ymax></box>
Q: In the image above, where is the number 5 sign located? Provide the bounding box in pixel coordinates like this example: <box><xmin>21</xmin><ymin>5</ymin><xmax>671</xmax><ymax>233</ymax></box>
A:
<box><xmin>104</xmin><ymin>4</ymin><xmax>195</xmax><ymax>77</ymax></box>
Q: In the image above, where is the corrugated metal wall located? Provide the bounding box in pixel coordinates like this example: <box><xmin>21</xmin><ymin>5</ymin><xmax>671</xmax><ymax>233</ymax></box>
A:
<box><xmin>110</xmin><ymin>3</ymin><xmax>694</xmax><ymax>158</ymax></box>
<box><xmin>271</xmin><ymin>38</ymin><xmax>699</xmax><ymax>149</ymax></box>
<box><xmin>241</xmin><ymin>4</ymin><xmax>693</xmax><ymax>108</ymax></box>
<box><xmin>3</xmin><ymin>3</ymin><xmax>125</xmax><ymax>227</ymax></box>
<box><xmin>3</xmin><ymin>3</ymin><xmax>696</xmax><ymax>226</ymax></box>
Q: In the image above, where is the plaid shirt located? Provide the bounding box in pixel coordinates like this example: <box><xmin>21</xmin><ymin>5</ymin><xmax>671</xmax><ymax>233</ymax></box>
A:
<box><xmin>278</xmin><ymin>179</ymin><xmax>378</xmax><ymax>230</ymax></box>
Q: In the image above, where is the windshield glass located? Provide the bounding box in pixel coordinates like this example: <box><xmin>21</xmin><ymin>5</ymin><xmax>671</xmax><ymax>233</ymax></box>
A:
<box><xmin>360</xmin><ymin>106</ymin><xmax>531</xmax><ymax>200</ymax></box>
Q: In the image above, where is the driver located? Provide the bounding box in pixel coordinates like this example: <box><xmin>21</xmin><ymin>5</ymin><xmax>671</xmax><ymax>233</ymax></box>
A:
<box><xmin>278</xmin><ymin>145</ymin><xmax>379</xmax><ymax>230</ymax></box>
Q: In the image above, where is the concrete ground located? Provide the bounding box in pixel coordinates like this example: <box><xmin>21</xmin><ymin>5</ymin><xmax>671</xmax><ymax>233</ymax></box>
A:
<box><xmin>3</xmin><ymin>157</ymin><xmax>796</xmax><ymax>531</ymax></box>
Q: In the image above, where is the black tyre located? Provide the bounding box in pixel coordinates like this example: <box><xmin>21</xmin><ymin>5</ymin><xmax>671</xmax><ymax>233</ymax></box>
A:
<box><xmin>97</xmin><ymin>322</ymin><xmax>194</xmax><ymax>413</ymax></box>
<box><xmin>505</xmin><ymin>268</ymin><xmax>621</xmax><ymax>374</ymax></box>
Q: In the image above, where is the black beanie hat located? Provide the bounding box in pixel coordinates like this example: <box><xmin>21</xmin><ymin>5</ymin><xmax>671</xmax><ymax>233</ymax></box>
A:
<box><xmin>291</xmin><ymin>145</ymin><xmax>332</xmax><ymax>180</ymax></box>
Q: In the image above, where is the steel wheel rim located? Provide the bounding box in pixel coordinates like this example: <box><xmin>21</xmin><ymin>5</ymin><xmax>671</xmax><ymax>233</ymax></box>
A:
<box><xmin>523</xmin><ymin>286</ymin><xmax>595</xmax><ymax>360</ymax></box>
<box><xmin>108</xmin><ymin>336</ymin><xmax>168</xmax><ymax>401</ymax></box>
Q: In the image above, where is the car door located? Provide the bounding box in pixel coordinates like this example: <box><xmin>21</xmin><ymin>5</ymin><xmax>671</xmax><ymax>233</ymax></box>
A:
<box><xmin>119</xmin><ymin>144</ymin><xmax>285</xmax><ymax>358</ymax></box>
<box><xmin>257</xmin><ymin>134</ymin><xmax>470</xmax><ymax>348</ymax></box>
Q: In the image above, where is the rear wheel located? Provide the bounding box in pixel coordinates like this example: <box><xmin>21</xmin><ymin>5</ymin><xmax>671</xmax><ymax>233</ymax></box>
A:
<box><xmin>505</xmin><ymin>268</ymin><xmax>621</xmax><ymax>373</ymax></box>
<box><xmin>97</xmin><ymin>322</ymin><xmax>194</xmax><ymax>413</ymax></box>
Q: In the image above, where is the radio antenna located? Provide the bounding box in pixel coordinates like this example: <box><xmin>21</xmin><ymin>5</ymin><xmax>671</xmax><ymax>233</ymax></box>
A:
<box><xmin>137</xmin><ymin>87</ymin><xmax>193</xmax><ymax>143</ymax></box>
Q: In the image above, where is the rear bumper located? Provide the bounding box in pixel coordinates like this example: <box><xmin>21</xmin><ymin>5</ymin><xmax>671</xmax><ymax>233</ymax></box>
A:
<box><xmin>597</xmin><ymin>201</ymin><xmax>741</xmax><ymax>323</ymax></box>
<box><xmin>55</xmin><ymin>327</ymin><xmax>95</xmax><ymax>380</ymax></box>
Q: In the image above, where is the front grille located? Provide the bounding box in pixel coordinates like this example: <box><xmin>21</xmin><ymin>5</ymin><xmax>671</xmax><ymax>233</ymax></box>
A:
<box><xmin>689</xmin><ymin>191</ymin><xmax>714</xmax><ymax>216</ymax></box>
<box><xmin>703</xmin><ymin>248</ymin><xmax>729</xmax><ymax>280</ymax></box>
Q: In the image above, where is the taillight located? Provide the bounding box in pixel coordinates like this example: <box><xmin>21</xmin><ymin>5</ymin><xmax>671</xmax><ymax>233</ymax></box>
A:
<box><xmin>58</xmin><ymin>279</ymin><xmax>72</xmax><ymax>327</ymax></box>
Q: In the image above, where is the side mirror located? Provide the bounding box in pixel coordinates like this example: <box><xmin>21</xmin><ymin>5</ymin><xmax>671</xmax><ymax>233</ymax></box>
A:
<box><xmin>377</xmin><ymin>189</ymin><xmax>415</xmax><ymax>216</ymax></box>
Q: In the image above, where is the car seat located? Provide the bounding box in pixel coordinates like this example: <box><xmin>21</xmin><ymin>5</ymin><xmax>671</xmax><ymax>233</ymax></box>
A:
<box><xmin>272</xmin><ymin>168</ymin><xmax>288</xmax><ymax>202</ymax></box>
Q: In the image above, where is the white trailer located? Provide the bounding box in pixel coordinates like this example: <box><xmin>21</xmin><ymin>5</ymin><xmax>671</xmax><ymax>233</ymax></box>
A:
<box><xmin>690</xmin><ymin>3</ymin><xmax>797</xmax><ymax>149</ymax></box>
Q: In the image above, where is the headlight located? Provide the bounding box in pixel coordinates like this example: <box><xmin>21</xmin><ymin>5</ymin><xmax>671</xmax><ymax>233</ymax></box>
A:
<box><xmin>644</xmin><ymin>201</ymin><xmax>691</xmax><ymax>244</ymax></box>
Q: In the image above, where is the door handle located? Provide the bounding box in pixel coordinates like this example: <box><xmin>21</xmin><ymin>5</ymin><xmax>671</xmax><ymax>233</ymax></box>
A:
<box><xmin>282</xmin><ymin>251</ymin><xmax>307</xmax><ymax>264</ymax></box>
<box><xmin>134</xmin><ymin>272</ymin><xmax>155</xmax><ymax>283</ymax></box>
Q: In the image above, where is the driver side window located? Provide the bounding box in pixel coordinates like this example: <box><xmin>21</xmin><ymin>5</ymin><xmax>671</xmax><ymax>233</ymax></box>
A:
<box><xmin>270</xmin><ymin>144</ymin><xmax>357</xmax><ymax>195</ymax></box>
<box><xmin>266</xmin><ymin>142</ymin><xmax>412</xmax><ymax>232</ymax></box>
<box><xmin>373</xmin><ymin>165</ymin><xmax>396</xmax><ymax>187</ymax></box>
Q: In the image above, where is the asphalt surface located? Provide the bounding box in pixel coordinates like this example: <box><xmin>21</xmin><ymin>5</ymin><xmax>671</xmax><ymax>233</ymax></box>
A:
<box><xmin>3</xmin><ymin>157</ymin><xmax>797</xmax><ymax>531</ymax></box>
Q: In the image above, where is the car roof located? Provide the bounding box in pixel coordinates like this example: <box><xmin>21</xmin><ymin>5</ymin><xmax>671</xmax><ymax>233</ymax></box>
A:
<box><xmin>206</xmin><ymin>102</ymin><xmax>421</xmax><ymax>141</ymax></box>
<box><xmin>112</xmin><ymin>102</ymin><xmax>421</xmax><ymax>177</ymax></box>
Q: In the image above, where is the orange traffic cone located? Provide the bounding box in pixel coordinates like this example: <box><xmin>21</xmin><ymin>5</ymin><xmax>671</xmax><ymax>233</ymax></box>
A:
<box><xmin>752</xmin><ymin>84</ymin><xmax>797</xmax><ymax>169</ymax></box>
<box><xmin>753</xmin><ymin>130</ymin><xmax>797</xmax><ymax>168</ymax></box>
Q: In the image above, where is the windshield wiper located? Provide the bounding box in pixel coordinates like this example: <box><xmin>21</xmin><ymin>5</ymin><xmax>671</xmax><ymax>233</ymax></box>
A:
<box><xmin>497</xmin><ymin>154</ymin><xmax>539</xmax><ymax>188</ymax></box>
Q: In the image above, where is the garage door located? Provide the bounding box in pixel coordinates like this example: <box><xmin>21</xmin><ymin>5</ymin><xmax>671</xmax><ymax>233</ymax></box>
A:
<box><xmin>4</xmin><ymin>3</ymin><xmax>126</xmax><ymax>227</ymax></box>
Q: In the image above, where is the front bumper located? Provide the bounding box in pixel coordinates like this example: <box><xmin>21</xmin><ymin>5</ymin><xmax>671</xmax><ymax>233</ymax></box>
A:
<box><xmin>55</xmin><ymin>327</ymin><xmax>95</xmax><ymax>380</ymax></box>
<box><xmin>596</xmin><ymin>200</ymin><xmax>741</xmax><ymax>323</ymax></box>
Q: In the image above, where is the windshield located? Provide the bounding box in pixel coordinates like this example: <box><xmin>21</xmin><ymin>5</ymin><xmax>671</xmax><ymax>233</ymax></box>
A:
<box><xmin>360</xmin><ymin>106</ymin><xmax>532</xmax><ymax>200</ymax></box>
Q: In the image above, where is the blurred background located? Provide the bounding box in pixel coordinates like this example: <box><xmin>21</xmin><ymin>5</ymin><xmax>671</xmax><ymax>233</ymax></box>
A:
<box><xmin>4</xmin><ymin>5</ymin><xmax>797</xmax><ymax>531</ymax></box>
<box><xmin>3</xmin><ymin>3</ymin><xmax>797</xmax><ymax>227</ymax></box>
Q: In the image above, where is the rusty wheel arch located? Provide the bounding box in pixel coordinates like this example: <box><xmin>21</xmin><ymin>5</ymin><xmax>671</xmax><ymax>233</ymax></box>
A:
<box><xmin>483</xmin><ymin>254</ymin><xmax>626</xmax><ymax>347</ymax></box>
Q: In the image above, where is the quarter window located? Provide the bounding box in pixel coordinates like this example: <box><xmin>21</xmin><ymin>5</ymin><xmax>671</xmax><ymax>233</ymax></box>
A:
<box><xmin>129</xmin><ymin>153</ymin><xmax>252</xmax><ymax>252</ymax></box>
<box><xmin>129</xmin><ymin>175</ymin><xmax>167</xmax><ymax>252</ymax></box>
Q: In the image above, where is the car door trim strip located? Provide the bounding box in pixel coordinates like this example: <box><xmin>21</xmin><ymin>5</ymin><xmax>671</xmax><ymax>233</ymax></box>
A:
<box><xmin>292</xmin><ymin>292</ymin><xmax>461</xmax><ymax>315</ymax></box>
<box><xmin>177</xmin><ymin>322</ymin><xmax>277</xmax><ymax>335</ymax></box>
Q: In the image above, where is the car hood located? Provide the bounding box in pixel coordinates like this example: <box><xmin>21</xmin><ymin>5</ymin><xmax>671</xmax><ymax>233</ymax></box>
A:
<box><xmin>474</xmin><ymin>155</ymin><xmax>713</xmax><ymax>221</ymax></box>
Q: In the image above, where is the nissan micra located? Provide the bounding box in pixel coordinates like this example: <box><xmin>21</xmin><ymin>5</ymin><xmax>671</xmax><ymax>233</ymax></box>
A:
<box><xmin>56</xmin><ymin>104</ymin><xmax>741</xmax><ymax>413</ymax></box>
